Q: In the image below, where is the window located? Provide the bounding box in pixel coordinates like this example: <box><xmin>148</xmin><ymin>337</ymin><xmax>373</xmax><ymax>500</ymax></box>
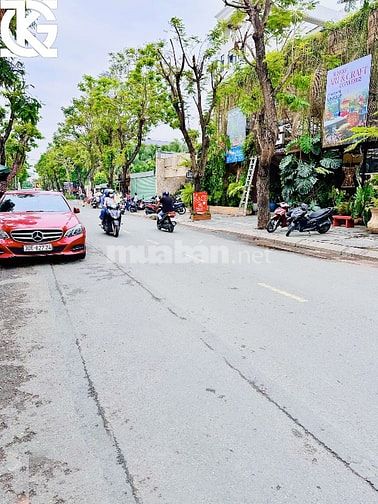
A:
<box><xmin>0</xmin><ymin>194</ymin><xmax>71</xmax><ymax>213</ymax></box>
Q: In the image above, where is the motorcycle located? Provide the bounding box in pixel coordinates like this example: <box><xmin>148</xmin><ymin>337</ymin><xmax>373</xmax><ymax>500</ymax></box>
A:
<box><xmin>266</xmin><ymin>202</ymin><xmax>290</xmax><ymax>233</ymax></box>
<box><xmin>286</xmin><ymin>204</ymin><xmax>334</xmax><ymax>237</ymax></box>
<box><xmin>173</xmin><ymin>201</ymin><xmax>186</xmax><ymax>215</ymax></box>
<box><xmin>157</xmin><ymin>211</ymin><xmax>176</xmax><ymax>233</ymax></box>
<box><xmin>102</xmin><ymin>203</ymin><xmax>122</xmax><ymax>237</ymax></box>
<box><xmin>137</xmin><ymin>199</ymin><xmax>145</xmax><ymax>211</ymax></box>
<box><xmin>91</xmin><ymin>196</ymin><xmax>101</xmax><ymax>209</ymax></box>
<box><xmin>145</xmin><ymin>201</ymin><xmax>159</xmax><ymax>215</ymax></box>
<box><xmin>119</xmin><ymin>199</ymin><xmax>127</xmax><ymax>215</ymax></box>
<box><xmin>128</xmin><ymin>201</ymin><xmax>138</xmax><ymax>213</ymax></box>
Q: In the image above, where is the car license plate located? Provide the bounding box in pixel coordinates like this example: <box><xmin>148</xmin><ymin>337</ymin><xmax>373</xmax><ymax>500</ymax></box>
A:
<box><xmin>23</xmin><ymin>244</ymin><xmax>53</xmax><ymax>252</ymax></box>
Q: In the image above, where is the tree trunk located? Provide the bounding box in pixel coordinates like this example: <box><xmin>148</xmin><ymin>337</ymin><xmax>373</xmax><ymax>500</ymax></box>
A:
<box><xmin>193</xmin><ymin>174</ymin><xmax>201</xmax><ymax>192</ymax></box>
<box><xmin>256</xmin><ymin>135</ymin><xmax>276</xmax><ymax>228</ymax></box>
<box><xmin>108</xmin><ymin>165</ymin><xmax>114</xmax><ymax>189</ymax></box>
<box><xmin>0</xmin><ymin>140</ymin><xmax>6</xmax><ymax>166</ymax></box>
<box><xmin>120</xmin><ymin>165</ymin><xmax>129</xmax><ymax>195</ymax></box>
<box><xmin>256</xmin><ymin>161</ymin><xmax>270</xmax><ymax>229</ymax></box>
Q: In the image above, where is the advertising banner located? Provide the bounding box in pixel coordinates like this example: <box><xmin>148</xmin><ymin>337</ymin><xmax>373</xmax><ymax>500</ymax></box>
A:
<box><xmin>226</xmin><ymin>108</ymin><xmax>247</xmax><ymax>163</ymax></box>
<box><xmin>193</xmin><ymin>192</ymin><xmax>209</xmax><ymax>214</ymax></box>
<box><xmin>323</xmin><ymin>55</ymin><xmax>372</xmax><ymax>147</ymax></box>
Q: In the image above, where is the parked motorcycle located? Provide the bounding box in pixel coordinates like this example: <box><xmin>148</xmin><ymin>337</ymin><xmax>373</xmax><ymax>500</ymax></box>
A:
<box><xmin>137</xmin><ymin>199</ymin><xmax>145</xmax><ymax>211</ymax></box>
<box><xmin>102</xmin><ymin>203</ymin><xmax>122</xmax><ymax>237</ymax></box>
<box><xmin>173</xmin><ymin>201</ymin><xmax>186</xmax><ymax>215</ymax></box>
<box><xmin>145</xmin><ymin>201</ymin><xmax>159</xmax><ymax>215</ymax></box>
<box><xmin>266</xmin><ymin>202</ymin><xmax>290</xmax><ymax>233</ymax></box>
<box><xmin>128</xmin><ymin>201</ymin><xmax>138</xmax><ymax>213</ymax></box>
<box><xmin>286</xmin><ymin>204</ymin><xmax>334</xmax><ymax>237</ymax></box>
<box><xmin>157</xmin><ymin>211</ymin><xmax>176</xmax><ymax>233</ymax></box>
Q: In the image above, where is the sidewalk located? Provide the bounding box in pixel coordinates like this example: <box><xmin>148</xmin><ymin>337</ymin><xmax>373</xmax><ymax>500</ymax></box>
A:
<box><xmin>176</xmin><ymin>213</ymin><xmax>378</xmax><ymax>264</ymax></box>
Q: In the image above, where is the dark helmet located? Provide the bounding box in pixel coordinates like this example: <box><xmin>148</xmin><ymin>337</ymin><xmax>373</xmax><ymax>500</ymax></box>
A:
<box><xmin>163</xmin><ymin>191</ymin><xmax>169</xmax><ymax>197</ymax></box>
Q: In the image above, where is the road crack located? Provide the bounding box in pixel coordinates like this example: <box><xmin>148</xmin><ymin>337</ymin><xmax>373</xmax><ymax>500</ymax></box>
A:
<box><xmin>223</xmin><ymin>357</ymin><xmax>378</xmax><ymax>494</ymax></box>
<box><xmin>75</xmin><ymin>338</ymin><xmax>142</xmax><ymax>504</ymax></box>
<box><xmin>50</xmin><ymin>265</ymin><xmax>142</xmax><ymax>504</ymax></box>
<box><xmin>89</xmin><ymin>243</ymin><xmax>187</xmax><ymax>321</ymax></box>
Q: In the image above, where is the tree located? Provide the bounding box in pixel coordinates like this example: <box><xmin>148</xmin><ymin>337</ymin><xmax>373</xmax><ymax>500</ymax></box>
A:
<box><xmin>108</xmin><ymin>46</ymin><xmax>170</xmax><ymax>193</ymax></box>
<box><xmin>35</xmin><ymin>149</ymin><xmax>68</xmax><ymax>191</ymax></box>
<box><xmin>157</xmin><ymin>18</ymin><xmax>227</xmax><ymax>191</ymax></box>
<box><xmin>222</xmin><ymin>0</ymin><xmax>315</xmax><ymax>228</ymax></box>
<box><xmin>5</xmin><ymin>122</ymin><xmax>42</xmax><ymax>187</ymax></box>
<box><xmin>0</xmin><ymin>75</ymin><xmax>41</xmax><ymax>166</ymax></box>
<box><xmin>0</xmin><ymin>78</ymin><xmax>41</xmax><ymax>194</ymax></box>
<box><xmin>60</xmin><ymin>77</ymin><xmax>102</xmax><ymax>190</ymax></box>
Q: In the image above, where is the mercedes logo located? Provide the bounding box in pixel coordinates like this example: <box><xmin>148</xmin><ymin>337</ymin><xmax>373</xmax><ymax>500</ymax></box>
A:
<box><xmin>32</xmin><ymin>231</ymin><xmax>44</xmax><ymax>242</ymax></box>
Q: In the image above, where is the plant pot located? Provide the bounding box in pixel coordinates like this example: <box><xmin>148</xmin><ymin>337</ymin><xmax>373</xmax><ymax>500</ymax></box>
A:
<box><xmin>367</xmin><ymin>207</ymin><xmax>378</xmax><ymax>234</ymax></box>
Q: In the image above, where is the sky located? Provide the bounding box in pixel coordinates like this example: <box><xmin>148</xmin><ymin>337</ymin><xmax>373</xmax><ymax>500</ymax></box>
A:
<box><xmin>23</xmin><ymin>0</ymin><xmax>345</xmax><ymax>166</ymax></box>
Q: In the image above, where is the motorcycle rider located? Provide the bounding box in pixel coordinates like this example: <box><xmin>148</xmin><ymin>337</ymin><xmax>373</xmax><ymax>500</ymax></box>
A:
<box><xmin>158</xmin><ymin>191</ymin><xmax>174</xmax><ymax>220</ymax></box>
<box><xmin>100</xmin><ymin>189</ymin><xmax>116</xmax><ymax>222</ymax></box>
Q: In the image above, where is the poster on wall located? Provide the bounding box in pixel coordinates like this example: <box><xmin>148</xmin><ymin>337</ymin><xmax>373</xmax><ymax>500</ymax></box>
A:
<box><xmin>323</xmin><ymin>55</ymin><xmax>372</xmax><ymax>147</ymax></box>
<box><xmin>226</xmin><ymin>107</ymin><xmax>247</xmax><ymax>163</ymax></box>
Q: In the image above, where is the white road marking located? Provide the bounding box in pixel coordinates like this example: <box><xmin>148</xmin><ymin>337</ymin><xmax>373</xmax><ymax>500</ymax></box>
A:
<box><xmin>146</xmin><ymin>239</ymin><xmax>160</xmax><ymax>245</ymax></box>
<box><xmin>257</xmin><ymin>283</ymin><xmax>308</xmax><ymax>303</ymax></box>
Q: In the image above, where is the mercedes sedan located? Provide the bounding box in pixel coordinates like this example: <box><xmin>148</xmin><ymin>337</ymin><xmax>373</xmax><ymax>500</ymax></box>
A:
<box><xmin>0</xmin><ymin>190</ymin><xmax>86</xmax><ymax>261</ymax></box>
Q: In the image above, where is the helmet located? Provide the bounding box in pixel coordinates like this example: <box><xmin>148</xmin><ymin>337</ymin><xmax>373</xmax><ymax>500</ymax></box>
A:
<box><xmin>163</xmin><ymin>191</ymin><xmax>169</xmax><ymax>197</ymax></box>
<box><xmin>108</xmin><ymin>190</ymin><xmax>115</xmax><ymax>197</ymax></box>
<box><xmin>104</xmin><ymin>189</ymin><xmax>110</xmax><ymax>197</ymax></box>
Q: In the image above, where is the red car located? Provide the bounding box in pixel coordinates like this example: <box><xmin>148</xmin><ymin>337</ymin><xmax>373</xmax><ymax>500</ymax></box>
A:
<box><xmin>0</xmin><ymin>190</ymin><xmax>86</xmax><ymax>261</ymax></box>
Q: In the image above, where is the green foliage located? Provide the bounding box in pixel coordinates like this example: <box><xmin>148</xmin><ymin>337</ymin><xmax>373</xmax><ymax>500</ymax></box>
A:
<box><xmin>180</xmin><ymin>183</ymin><xmax>194</xmax><ymax>207</ymax></box>
<box><xmin>37</xmin><ymin>44</ymin><xmax>170</xmax><ymax>190</ymax></box>
<box><xmin>157</xmin><ymin>18</ymin><xmax>227</xmax><ymax>184</ymax></box>
<box><xmin>0</xmin><ymin>58</ymin><xmax>41</xmax><ymax>189</ymax></box>
<box><xmin>94</xmin><ymin>171</ymin><xmax>108</xmax><ymax>185</ymax></box>
<box><xmin>203</xmin><ymin>132</ymin><xmax>228</xmax><ymax>205</ymax></box>
<box><xmin>345</xmin><ymin>125</ymin><xmax>378</xmax><ymax>151</ymax></box>
<box><xmin>351</xmin><ymin>183</ymin><xmax>375</xmax><ymax>221</ymax></box>
<box><xmin>280</xmin><ymin>135</ymin><xmax>342</xmax><ymax>204</ymax></box>
<box><xmin>226</xmin><ymin>180</ymin><xmax>244</xmax><ymax>207</ymax></box>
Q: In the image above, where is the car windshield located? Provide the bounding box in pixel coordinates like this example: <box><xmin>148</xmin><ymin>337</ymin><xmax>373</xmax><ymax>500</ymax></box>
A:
<box><xmin>0</xmin><ymin>194</ymin><xmax>71</xmax><ymax>213</ymax></box>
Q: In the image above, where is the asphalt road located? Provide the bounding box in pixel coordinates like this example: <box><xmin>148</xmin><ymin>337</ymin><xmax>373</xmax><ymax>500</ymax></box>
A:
<box><xmin>1</xmin><ymin>207</ymin><xmax>377</xmax><ymax>504</ymax></box>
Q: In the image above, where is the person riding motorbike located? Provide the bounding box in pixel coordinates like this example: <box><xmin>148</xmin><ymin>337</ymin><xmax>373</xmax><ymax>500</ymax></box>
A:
<box><xmin>158</xmin><ymin>191</ymin><xmax>174</xmax><ymax>220</ymax></box>
<box><xmin>100</xmin><ymin>189</ymin><xmax>116</xmax><ymax>222</ymax></box>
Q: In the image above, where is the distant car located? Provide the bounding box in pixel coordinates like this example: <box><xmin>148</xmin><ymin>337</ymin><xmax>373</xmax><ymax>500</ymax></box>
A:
<box><xmin>0</xmin><ymin>190</ymin><xmax>86</xmax><ymax>261</ymax></box>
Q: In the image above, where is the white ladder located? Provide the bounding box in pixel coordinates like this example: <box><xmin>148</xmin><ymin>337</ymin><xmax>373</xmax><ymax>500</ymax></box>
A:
<box><xmin>239</xmin><ymin>156</ymin><xmax>258</xmax><ymax>215</ymax></box>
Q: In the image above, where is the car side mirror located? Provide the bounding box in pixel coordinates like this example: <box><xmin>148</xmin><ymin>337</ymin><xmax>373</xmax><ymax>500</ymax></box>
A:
<box><xmin>73</xmin><ymin>207</ymin><xmax>80</xmax><ymax>214</ymax></box>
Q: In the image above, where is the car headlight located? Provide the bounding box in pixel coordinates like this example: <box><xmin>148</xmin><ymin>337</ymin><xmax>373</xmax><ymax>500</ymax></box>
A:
<box><xmin>0</xmin><ymin>229</ymin><xmax>9</xmax><ymax>239</ymax></box>
<box><xmin>65</xmin><ymin>224</ymin><xmax>84</xmax><ymax>238</ymax></box>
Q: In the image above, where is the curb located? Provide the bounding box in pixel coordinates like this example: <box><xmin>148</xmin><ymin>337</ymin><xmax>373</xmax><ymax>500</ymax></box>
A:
<box><xmin>178</xmin><ymin>220</ymin><xmax>378</xmax><ymax>265</ymax></box>
<box><xmin>128</xmin><ymin>212</ymin><xmax>378</xmax><ymax>265</ymax></box>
